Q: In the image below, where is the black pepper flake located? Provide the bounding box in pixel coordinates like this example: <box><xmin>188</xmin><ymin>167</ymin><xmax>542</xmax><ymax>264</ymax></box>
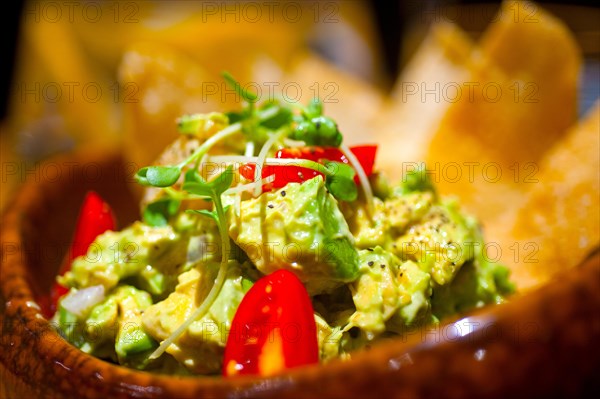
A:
<box><xmin>267</xmin><ymin>204</ymin><xmax>274</xmax><ymax>209</ymax></box>
<box><xmin>367</xmin><ymin>248</ymin><xmax>373</xmax><ymax>252</ymax></box>
<box><xmin>367</xmin><ymin>261</ymin><xmax>374</xmax><ymax>267</ymax></box>
<box><xmin>349</xmin><ymin>327</ymin><xmax>360</xmax><ymax>339</ymax></box>
<box><xmin>315</xmin><ymin>121</ymin><xmax>321</xmax><ymax>129</ymax></box>
<box><xmin>400</xmin><ymin>273</ymin><xmax>404</xmax><ymax>277</ymax></box>
<box><xmin>380</xmin><ymin>264</ymin><xmax>385</xmax><ymax>269</ymax></box>
<box><xmin>281</xmin><ymin>190</ymin><xmax>286</xmax><ymax>197</ymax></box>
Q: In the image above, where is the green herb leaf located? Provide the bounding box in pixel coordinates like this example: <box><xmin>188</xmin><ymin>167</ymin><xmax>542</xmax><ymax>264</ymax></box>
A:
<box><xmin>396</xmin><ymin>164</ymin><xmax>436</xmax><ymax>196</ymax></box>
<box><xmin>225</xmin><ymin>111</ymin><xmax>245</xmax><ymax>124</ymax></box>
<box><xmin>182</xmin><ymin>182</ymin><xmax>213</xmax><ymax>197</ymax></box>
<box><xmin>222</xmin><ymin>71</ymin><xmax>257</xmax><ymax>103</ymax></box>
<box><xmin>176</xmin><ymin>114</ymin><xmax>204</xmax><ymax>135</ymax></box>
<box><xmin>312</xmin><ymin>116</ymin><xmax>342</xmax><ymax>147</ymax></box>
<box><xmin>259</xmin><ymin>104</ymin><xmax>292</xmax><ymax>129</ymax></box>
<box><xmin>143</xmin><ymin>197</ymin><xmax>181</xmax><ymax>227</ymax></box>
<box><xmin>139</xmin><ymin>166</ymin><xmax>181</xmax><ymax>187</ymax></box>
<box><xmin>183</xmin><ymin>166</ymin><xmax>233</xmax><ymax>197</ymax></box>
<box><xmin>208</xmin><ymin>165</ymin><xmax>234</xmax><ymax>195</ymax></box>
<box><xmin>177</xmin><ymin>113</ymin><xmax>228</xmax><ymax>135</ymax></box>
<box><xmin>187</xmin><ymin>205</ymin><xmax>231</xmax><ymax>223</ymax></box>
<box><xmin>135</xmin><ymin>167</ymin><xmax>150</xmax><ymax>186</ymax></box>
<box><xmin>324</xmin><ymin>161</ymin><xmax>358</xmax><ymax>202</ymax></box>
<box><xmin>305</xmin><ymin>98</ymin><xmax>323</xmax><ymax>118</ymax></box>
<box><xmin>187</xmin><ymin>209</ymin><xmax>218</xmax><ymax>222</ymax></box>
<box><xmin>183</xmin><ymin>169</ymin><xmax>202</xmax><ymax>184</ymax></box>
<box><xmin>182</xmin><ymin>169</ymin><xmax>212</xmax><ymax>196</ymax></box>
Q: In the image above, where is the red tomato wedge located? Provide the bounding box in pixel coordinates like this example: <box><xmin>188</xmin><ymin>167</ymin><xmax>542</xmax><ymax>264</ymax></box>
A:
<box><xmin>348</xmin><ymin>144</ymin><xmax>377</xmax><ymax>177</ymax></box>
<box><xmin>40</xmin><ymin>191</ymin><xmax>116</xmax><ymax>317</ymax></box>
<box><xmin>223</xmin><ymin>269</ymin><xmax>318</xmax><ymax>377</ymax></box>
<box><xmin>239</xmin><ymin>145</ymin><xmax>377</xmax><ymax>191</ymax></box>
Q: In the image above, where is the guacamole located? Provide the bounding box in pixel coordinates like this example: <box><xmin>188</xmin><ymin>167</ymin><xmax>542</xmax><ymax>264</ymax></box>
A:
<box><xmin>52</xmin><ymin>90</ymin><xmax>513</xmax><ymax>375</ymax></box>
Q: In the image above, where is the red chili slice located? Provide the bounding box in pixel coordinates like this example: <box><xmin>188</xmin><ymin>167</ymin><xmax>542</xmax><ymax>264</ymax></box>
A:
<box><xmin>223</xmin><ymin>269</ymin><xmax>318</xmax><ymax>377</ymax></box>
<box><xmin>347</xmin><ymin>144</ymin><xmax>377</xmax><ymax>177</ymax></box>
<box><xmin>40</xmin><ymin>191</ymin><xmax>116</xmax><ymax>317</ymax></box>
<box><xmin>239</xmin><ymin>145</ymin><xmax>377</xmax><ymax>190</ymax></box>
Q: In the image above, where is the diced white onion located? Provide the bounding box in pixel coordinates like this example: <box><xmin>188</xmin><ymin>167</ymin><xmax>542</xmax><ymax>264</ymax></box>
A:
<box><xmin>61</xmin><ymin>285</ymin><xmax>105</xmax><ymax>318</ymax></box>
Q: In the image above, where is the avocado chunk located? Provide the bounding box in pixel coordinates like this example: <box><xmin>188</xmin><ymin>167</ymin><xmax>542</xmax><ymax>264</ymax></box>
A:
<box><xmin>348</xmin><ymin>248</ymin><xmax>431</xmax><ymax>340</ymax></box>
<box><xmin>384</xmin><ymin>191</ymin><xmax>434</xmax><ymax>234</ymax></box>
<box><xmin>314</xmin><ymin>313</ymin><xmax>343</xmax><ymax>361</ymax></box>
<box><xmin>430</xmin><ymin>224</ymin><xmax>514</xmax><ymax>320</ymax></box>
<box><xmin>142</xmin><ymin>261</ymin><xmax>252</xmax><ymax>374</ymax></box>
<box><xmin>54</xmin><ymin>285</ymin><xmax>157</xmax><ymax>368</ymax></box>
<box><xmin>392</xmin><ymin>199</ymin><xmax>475</xmax><ymax>286</ymax></box>
<box><xmin>229</xmin><ymin>176</ymin><xmax>359</xmax><ymax>294</ymax></box>
<box><xmin>341</xmin><ymin>198</ymin><xmax>389</xmax><ymax>249</ymax></box>
<box><xmin>114</xmin><ymin>286</ymin><xmax>157</xmax><ymax>368</ymax></box>
<box><xmin>61</xmin><ymin>221</ymin><xmax>191</xmax><ymax>296</ymax></box>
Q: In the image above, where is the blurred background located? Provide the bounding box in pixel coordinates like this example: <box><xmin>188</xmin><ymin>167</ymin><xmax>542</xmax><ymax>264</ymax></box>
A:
<box><xmin>1</xmin><ymin>0</ymin><xmax>599</xmax><ymax>213</ymax></box>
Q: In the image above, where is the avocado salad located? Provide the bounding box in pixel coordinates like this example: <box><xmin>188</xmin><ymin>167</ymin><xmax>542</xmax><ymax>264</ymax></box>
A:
<box><xmin>52</xmin><ymin>74</ymin><xmax>514</xmax><ymax>375</ymax></box>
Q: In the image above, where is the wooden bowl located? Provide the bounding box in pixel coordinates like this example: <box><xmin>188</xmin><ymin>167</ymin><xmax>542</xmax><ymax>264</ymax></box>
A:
<box><xmin>1</xmin><ymin>148</ymin><xmax>599</xmax><ymax>399</ymax></box>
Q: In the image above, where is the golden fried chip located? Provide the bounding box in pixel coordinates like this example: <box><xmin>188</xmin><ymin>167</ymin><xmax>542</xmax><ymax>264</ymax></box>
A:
<box><xmin>118</xmin><ymin>43</ymin><xmax>219</xmax><ymax>172</ymax></box>
<box><xmin>479</xmin><ymin>0</ymin><xmax>581</xmax><ymax>162</ymax></box>
<box><xmin>424</xmin><ymin>0</ymin><xmax>581</xmax><ymax>223</ymax></box>
<box><xmin>376</xmin><ymin>22</ymin><xmax>474</xmax><ymax>176</ymax></box>
<box><xmin>489</xmin><ymin>102</ymin><xmax>599</xmax><ymax>289</ymax></box>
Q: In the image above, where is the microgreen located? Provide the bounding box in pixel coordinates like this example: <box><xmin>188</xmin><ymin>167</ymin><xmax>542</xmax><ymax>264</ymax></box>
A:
<box><xmin>222</xmin><ymin>71</ymin><xmax>258</xmax><ymax>103</ymax></box>
<box><xmin>176</xmin><ymin>112</ymin><xmax>229</xmax><ymax>135</ymax></box>
<box><xmin>259</xmin><ymin>102</ymin><xmax>293</xmax><ymax>130</ymax></box>
<box><xmin>142</xmin><ymin>197</ymin><xmax>181</xmax><ymax>227</ymax></box>
<box><xmin>304</xmin><ymin>98</ymin><xmax>323</xmax><ymax>118</ymax></box>
<box><xmin>270</xmin><ymin>158</ymin><xmax>357</xmax><ymax>202</ymax></box>
<box><xmin>148</xmin><ymin>166</ymin><xmax>234</xmax><ymax>360</ymax></box>
<box><xmin>323</xmin><ymin>161</ymin><xmax>358</xmax><ymax>202</ymax></box>
<box><xmin>290</xmin><ymin>99</ymin><xmax>342</xmax><ymax>147</ymax></box>
<box><xmin>136</xmin><ymin>165</ymin><xmax>182</xmax><ymax>187</ymax></box>
<box><xmin>396</xmin><ymin>163</ymin><xmax>436</xmax><ymax>196</ymax></box>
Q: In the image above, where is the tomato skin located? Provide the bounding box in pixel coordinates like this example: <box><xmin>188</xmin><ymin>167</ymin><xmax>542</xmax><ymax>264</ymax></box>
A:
<box><xmin>349</xmin><ymin>145</ymin><xmax>377</xmax><ymax>177</ymax></box>
<box><xmin>223</xmin><ymin>269</ymin><xmax>318</xmax><ymax>377</ymax></box>
<box><xmin>239</xmin><ymin>145</ymin><xmax>377</xmax><ymax>190</ymax></box>
<box><xmin>40</xmin><ymin>191</ymin><xmax>116</xmax><ymax>317</ymax></box>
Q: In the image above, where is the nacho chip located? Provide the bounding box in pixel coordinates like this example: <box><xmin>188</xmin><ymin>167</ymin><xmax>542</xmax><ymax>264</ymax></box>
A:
<box><xmin>118</xmin><ymin>43</ymin><xmax>219</xmax><ymax>172</ymax></box>
<box><xmin>490</xmin><ymin>102</ymin><xmax>599</xmax><ymax>289</ymax></box>
<box><xmin>376</xmin><ymin>22</ymin><xmax>474</xmax><ymax>176</ymax></box>
<box><xmin>424</xmin><ymin>0</ymin><xmax>581</xmax><ymax>223</ymax></box>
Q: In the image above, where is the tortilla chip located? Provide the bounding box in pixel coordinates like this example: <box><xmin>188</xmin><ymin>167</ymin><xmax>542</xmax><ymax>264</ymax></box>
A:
<box><xmin>490</xmin><ymin>102</ymin><xmax>600</xmax><ymax>289</ymax></box>
<box><xmin>118</xmin><ymin>43</ymin><xmax>219</xmax><ymax>172</ymax></box>
<box><xmin>376</xmin><ymin>22</ymin><xmax>474</xmax><ymax>177</ymax></box>
<box><xmin>425</xmin><ymin>0</ymin><xmax>581</xmax><ymax>223</ymax></box>
<box><xmin>479</xmin><ymin>0</ymin><xmax>581</xmax><ymax>161</ymax></box>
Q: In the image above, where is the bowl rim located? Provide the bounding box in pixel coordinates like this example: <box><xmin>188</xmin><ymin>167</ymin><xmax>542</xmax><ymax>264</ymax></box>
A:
<box><xmin>1</xmin><ymin>148</ymin><xmax>599</xmax><ymax>399</ymax></box>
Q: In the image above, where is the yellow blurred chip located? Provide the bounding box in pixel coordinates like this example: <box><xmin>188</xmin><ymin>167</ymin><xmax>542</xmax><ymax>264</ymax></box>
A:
<box><xmin>489</xmin><ymin>102</ymin><xmax>599</xmax><ymax>289</ymax></box>
<box><xmin>424</xmin><ymin>0</ymin><xmax>581</xmax><ymax>224</ymax></box>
